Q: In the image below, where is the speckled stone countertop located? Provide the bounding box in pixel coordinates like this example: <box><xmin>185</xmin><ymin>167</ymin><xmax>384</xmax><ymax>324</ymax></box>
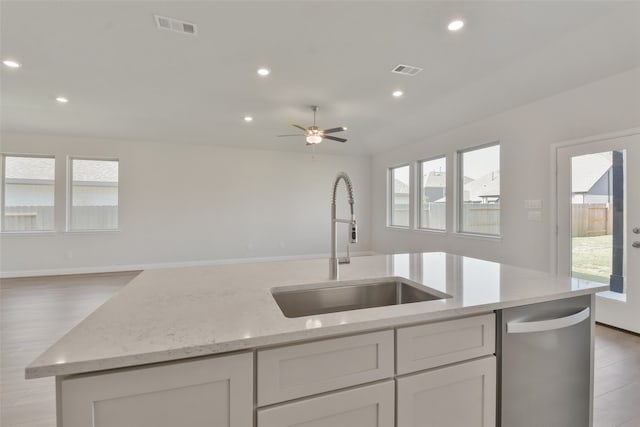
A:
<box><xmin>26</xmin><ymin>252</ymin><xmax>607</xmax><ymax>379</ymax></box>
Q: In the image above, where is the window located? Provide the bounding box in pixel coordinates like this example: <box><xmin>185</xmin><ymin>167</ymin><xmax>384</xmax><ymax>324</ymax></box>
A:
<box><xmin>419</xmin><ymin>156</ymin><xmax>446</xmax><ymax>230</ymax></box>
<box><xmin>1</xmin><ymin>155</ymin><xmax>55</xmax><ymax>232</ymax></box>
<box><xmin>389</xmin><ymin>165</ymin><xmax>410</xmax><ymax>227</ymax></box>
<box><xmin>69</xmin><ymin>158</ymin><xmax>119</xmax><ymax>231</ymax></box>
<box><xmin>458</xmin><ymin>143</ymin><xmax>500</xmax><ymax>235</ymax></box>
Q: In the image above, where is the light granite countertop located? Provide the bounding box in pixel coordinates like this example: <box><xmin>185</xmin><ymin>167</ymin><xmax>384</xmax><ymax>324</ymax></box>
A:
<box><xmin>26</xmin><ymin>252</ymin><xmax>607</xmax><ymax>379</ymax></box>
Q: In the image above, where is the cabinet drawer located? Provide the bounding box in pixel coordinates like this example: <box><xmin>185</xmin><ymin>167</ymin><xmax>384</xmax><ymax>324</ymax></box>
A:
<box><xmin>397</xmin><ymin>313</ymin><xmax>495</xmax><ymax>374</ymax></box>
<box><xmin>257</xmin><ymin>330</ymin><xmax>394</xmax><ymax>406</ymax></box>
<box><xmin>258</xmin><ymin>380</ymin><xmax>395</xmax><ymax>427</ymax></box>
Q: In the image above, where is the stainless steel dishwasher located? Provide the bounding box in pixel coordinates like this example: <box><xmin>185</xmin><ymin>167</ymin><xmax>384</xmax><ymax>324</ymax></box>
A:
<box><xmin>498</xmin><ymin>294</ymin><xmax>594</xmax><ymax>427</ymax></box>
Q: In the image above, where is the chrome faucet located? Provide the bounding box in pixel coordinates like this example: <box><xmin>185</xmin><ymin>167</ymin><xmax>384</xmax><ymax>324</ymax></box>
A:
<box><xmin>330</xmin><ymin>172</ymin><xmax>357</xmax><ymax>280</ymax></box>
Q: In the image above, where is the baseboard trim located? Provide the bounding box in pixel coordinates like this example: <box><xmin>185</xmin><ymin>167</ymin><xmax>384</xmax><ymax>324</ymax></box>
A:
<box><xmin>0</xmin><ymin>251</ymin><xmax>377</xmax><ymax>278</ymax></box>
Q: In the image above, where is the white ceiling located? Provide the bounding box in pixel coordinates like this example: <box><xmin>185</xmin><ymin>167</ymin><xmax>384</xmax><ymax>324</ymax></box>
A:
<box><xmin>1</xmin><ymin>1</ymin><xmax>639</xmax><ymax>156</ymax></box>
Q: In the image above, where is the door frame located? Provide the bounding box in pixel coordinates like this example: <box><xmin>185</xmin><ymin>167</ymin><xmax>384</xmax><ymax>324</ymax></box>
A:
<box><xmin>549</xmin><ymin>127</ymin><xmax>640</xmax><ymax>275</ymax></box>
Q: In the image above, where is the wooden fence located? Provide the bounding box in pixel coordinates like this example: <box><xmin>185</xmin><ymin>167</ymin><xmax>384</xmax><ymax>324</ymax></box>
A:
<box><xmin>572</xmin><ymin>204</ymin><xmax>612</xmax><ymax>237</ymax></box>
<box><xmin>3</xmin><ymin>206</ymin><xmax>54</xmax><ymax>231</ymax></box>
<box><xmin>462</xmin><ymin>204</ymin><xmax>500</xmax><ymax>235</ymax></box>
<box><xmin>420</xmin><ymin>203</ymin><xmax>446</xmax><ymax>229</ymax></box>
<box><xmin>3</xmin><ymin>205</ymin><xmax>117</xmax><ymax>231</ymax></box>
<box><xmin>418</xmin><ymin>203</ymin><xmax>500</xmax><ymax>234</ymax></box>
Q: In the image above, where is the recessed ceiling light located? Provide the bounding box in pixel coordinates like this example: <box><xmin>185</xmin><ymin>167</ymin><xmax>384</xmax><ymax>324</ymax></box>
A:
<box><xmin>392</xmin><ymin>90</ymin><xmax>404</xmax><ymax>98</ymax></box>
<box><xmin>244</xmin><ymin>116</ymin><xmax>253</xmax><ymax>122</ymax></box>
<box><xmin>257</xmin><ymin>68</ymin><xmax>270</xmax><ymax>76</ymax></box>
<box><xmin>3</xmin><ymin>59</ymin><xmax>21</xmax><ymax>68</ymax></box>
<box><xmin>56</xmin><ymin>97</ymin><xmax>69</xmax><ymax>103</ymax></box>
<box><xmin>448</xmin><ymin>20</ymin><xmax>464</xmax><ymax>31</ymax></box>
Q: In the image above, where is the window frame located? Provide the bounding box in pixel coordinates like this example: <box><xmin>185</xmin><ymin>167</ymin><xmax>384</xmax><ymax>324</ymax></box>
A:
<box><xmin>67</xmin><ymin>156</ymin><xmax>120</xmax><ymax>232</ymax></box>
<box><xmin>1</xmin><ymin>153</ymin><xmax>57</xmax><ymax>233</ymax></box>
<box><xmin>387</xmin><ymin>163</ymin><xmax>411</xmax><ymax>228</ymax></box>
<box><xmin>456</xmin><ymin>142</ymin><xmax>501</xmax><ymax>237</ymax></box>
<box><xmin>417</xmin><ymin>155</ymin><xmax>447</xmax><ymax>232</ymax></box>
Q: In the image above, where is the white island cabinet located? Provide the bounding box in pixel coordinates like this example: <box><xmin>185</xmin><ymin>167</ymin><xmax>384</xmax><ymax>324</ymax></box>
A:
<box><xmin>58</xmin><ymin>352</ymin><xmax>253</xmax><ymax>427</ymax></box>
<box><xmin>56</xmin><ymin>314</ymin><xmax>493</xmax><ymax>427</ymax></box>
<box><xmin>26</xmin><ymin>253</ymin><xmax>606</xmax><ymax>427</ymax></box>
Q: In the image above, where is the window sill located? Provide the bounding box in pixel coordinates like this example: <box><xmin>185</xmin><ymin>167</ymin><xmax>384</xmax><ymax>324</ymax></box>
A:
<box><xmin>415</xmin><ymin>228</ymin><xmax>447</xmax><ymax>234</ymax></box>
<box><xmin>386</xmin><ymin>225</ymin><xmax>411</xmax><ymax>231</ymax></box>
<box><xmin>63</xmin><ymin>229</ymin><xmax>121</xmax><ymax>235</ymax></box>
<box><xmin>597</xmin><ymin>290</ymin><xmax>626</xmax><ymax>302</ymax></box>
<box><xmin>454</xmin><ymin>232</ymin><xmax>503</xmax><ymax>241</ymax></box>
<box><xmin>0</xmin><ymin>231</ymin><xmax>57</xmax><ymax>237</ymax></box>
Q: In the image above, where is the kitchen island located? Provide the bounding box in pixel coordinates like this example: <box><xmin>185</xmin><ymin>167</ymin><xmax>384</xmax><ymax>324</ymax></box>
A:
<box><xmin>27</xmin><ymin>252</ymin><xmax>607</xmax><ymax>427</ymax></box>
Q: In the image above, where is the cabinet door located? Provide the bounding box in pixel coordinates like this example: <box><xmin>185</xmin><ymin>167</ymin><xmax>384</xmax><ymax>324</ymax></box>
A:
<box><xmin>59</xmin><ymin>352</ymin><xmax>253</xmax><ymax>427</ymax></box>
<box><xmin>397</xmin><ymin>356</ymin><xmax>496</xmax><ymax>427</ymax></box>
<box><xmin>258</xmin><ymin>380</ymin><xmax>394</xmax><ymax>427</ymax></box>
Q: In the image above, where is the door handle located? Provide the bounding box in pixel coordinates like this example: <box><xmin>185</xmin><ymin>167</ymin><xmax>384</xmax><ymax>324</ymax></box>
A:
<box><xmin>507</xmin><ymin>307</ymin><xmax>590</xmax><ymax>334</ymax></box>
<box><xmin>633</xmin><ymin>241</ymin><xmax>640</xmax><ymax>248</ymax></box>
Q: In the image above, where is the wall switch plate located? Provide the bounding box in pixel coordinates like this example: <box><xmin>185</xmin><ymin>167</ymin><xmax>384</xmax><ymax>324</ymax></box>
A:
<box><xmin>525</xmin><ymin>199</ymin><xmax>543</xmax><ymax>209</ymax></box>
<box><xmin>527</xmin><ymin>210</ymin><xmax>542</xmax><ymax>221</ymax></box>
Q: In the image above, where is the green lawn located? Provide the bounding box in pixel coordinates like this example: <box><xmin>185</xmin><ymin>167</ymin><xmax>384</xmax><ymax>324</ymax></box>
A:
<box><xmin>572</xmin><ymin>235</ymin><xmax>612</xmax><ymax>284</ymax></box>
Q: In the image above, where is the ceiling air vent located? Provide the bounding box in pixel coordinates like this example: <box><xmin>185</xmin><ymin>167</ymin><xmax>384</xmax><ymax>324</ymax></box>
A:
<box><xmin>154</xmin><ymin>15</ymin><xmax>197</xmax><ymax>36</ymax></box>
<box><xmin>391</xmin><ymin>64</ymin><xmax>423</xmax><ymax>76</ymax></box>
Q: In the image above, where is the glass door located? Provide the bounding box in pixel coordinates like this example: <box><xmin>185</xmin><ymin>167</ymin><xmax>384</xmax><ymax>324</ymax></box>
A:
<box><xmin>557</xmin><ymin>132</ymin><xmax>639</xmax><ymax>333</ymax></box>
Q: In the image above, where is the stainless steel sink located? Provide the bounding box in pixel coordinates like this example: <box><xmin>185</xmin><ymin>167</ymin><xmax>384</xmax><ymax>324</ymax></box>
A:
<box><xmin>271</xmin><ymin>278</ymin><xmax>450</xmax><ymax>318</ymax></box>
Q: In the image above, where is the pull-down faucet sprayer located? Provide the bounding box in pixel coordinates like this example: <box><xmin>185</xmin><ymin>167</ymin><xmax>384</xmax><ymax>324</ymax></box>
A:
<box><xmin>330</xmin><ymin>172</ymin><xmax>357</xmax><ymax>280</ymax></box>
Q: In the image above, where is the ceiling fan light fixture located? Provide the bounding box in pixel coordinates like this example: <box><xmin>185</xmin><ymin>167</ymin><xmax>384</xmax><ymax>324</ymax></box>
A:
<box><xmin>306</xmin><ymin>135</ymin><xmax>322</xmax><ymax>144</ymax></box>
<box><xmin>3</xmin><ymin>59</ymin><xmax>21</xmax><ymax>68</ymax></box>
<box><xmin>448</xmin><ymin>19</ymin><xmax>464</xmax><ymax>31</ymax></box>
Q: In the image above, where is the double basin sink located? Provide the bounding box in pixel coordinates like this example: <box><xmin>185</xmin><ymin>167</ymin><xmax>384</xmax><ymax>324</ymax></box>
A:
<box><xmin>272</xmin><ymin>277</ymin><xmax>451</xmax><ymax>318</ymax></box>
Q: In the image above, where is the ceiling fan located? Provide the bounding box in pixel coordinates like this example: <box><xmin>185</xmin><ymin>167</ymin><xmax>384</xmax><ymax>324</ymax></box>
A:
<box><xmin>278</xmin><ymin>106</ymin><xmax>347</xmax><ymax>145</ymax></box>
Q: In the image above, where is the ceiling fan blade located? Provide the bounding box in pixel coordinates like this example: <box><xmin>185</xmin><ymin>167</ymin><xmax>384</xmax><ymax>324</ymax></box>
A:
<box><xmin>277</xmin><ymin>134</ymin><xmax>305</xmax><ymax>137</ymax></box>
<box><xmin>322</xmin><ymin>127</ymin><xmax>347</xmax><ymax>134</ymax></box>
<box><xmin>291</xmin><ymin>124</ymin><xmax>308</xmax><ymax>133</ymax></box>
<box><xmin>324</xmin><ymin>135</ymin><xmax>347</xmax><ymax>143</ymax></box>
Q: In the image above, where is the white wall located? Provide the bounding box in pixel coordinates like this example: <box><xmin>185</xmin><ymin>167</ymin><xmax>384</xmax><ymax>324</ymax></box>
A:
<box><xmin>0</xmin><ymin>134</ymin><xmax>371</xmax><ymax>276</ymax></box>
<box><xmin>371</xmin><ymin>67</ymin><xmax>640</xmax><ymax>272</ymax></box>
<box><xmin>3</xmin><ymin>68</ymin><xmax>638</xmax><ymax>276</ymax></box>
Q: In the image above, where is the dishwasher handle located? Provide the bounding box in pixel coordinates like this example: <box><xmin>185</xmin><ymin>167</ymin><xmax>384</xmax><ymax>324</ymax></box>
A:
<box><xmin>506</xmin><ymin>307</ymin><xmax>590</xmax><ymax>334</ymax></box>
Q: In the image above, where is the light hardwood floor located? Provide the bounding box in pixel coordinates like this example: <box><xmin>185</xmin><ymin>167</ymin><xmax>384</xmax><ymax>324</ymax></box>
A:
<box><xmin>1</xmin><ymin>272</ymin><xmax>140</xmax><ymax>427</ymax></box>
<box><xmin>1</xmin><ymin>272</ymin><xmax>639</xmax><ymax>426</ymax></box>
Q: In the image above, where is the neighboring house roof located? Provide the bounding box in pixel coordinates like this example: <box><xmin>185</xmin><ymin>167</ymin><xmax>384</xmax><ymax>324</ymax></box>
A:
<box><xmin>394</xmin><ymin>171</ymin><xmax>498</xmax><ymax>202</ymax></box>
<box><xmin>393</xmin><ymin>178</ymin><xmax>409</xmax><ymax>193</ymax></box>
<box><xmin>4</xmin><ymin>157</ymin><xmax>55</xmax><ymax>180</ymax></box>
<box><xmin>571</xmin><ymin>152</ymin><xmax>611</xmax><ymax>193</ymax></box>
<box><xmin>465</xmin><ymin>170</ymin><xmax>500</xmax><ymax>198</ymax></box>
<box><xmin>475</xmin><ymin>179</ymin><xmax>500</xmax><ymax>198</ymax></box>
<box><xmin>4</xmin><ymin>156</ymin><xmax>118</xmax><ymax>182</ymax></box>
<box><xmin>424</xmin><ymin>171</ymin><xmax>445</xmax><ymax>188</ymax></box>
<box><xmin>73</xmin><ymin>160</ymin><xmax>118</xmax><ymax>182</ymax></box>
